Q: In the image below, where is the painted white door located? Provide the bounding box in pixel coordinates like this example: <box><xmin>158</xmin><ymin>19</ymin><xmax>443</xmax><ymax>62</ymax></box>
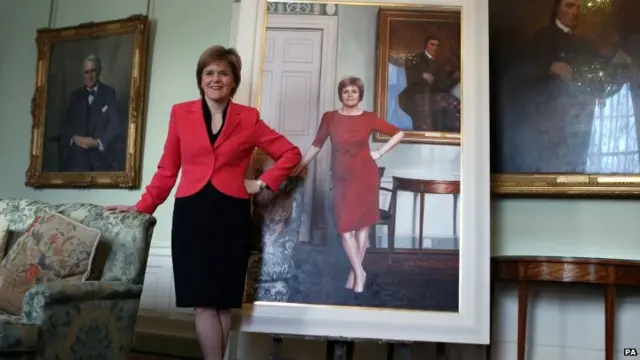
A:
<box><xmin>260</xmin><ymin>28</ymin><xmax>323</xmax><ymax>244</ymax></box>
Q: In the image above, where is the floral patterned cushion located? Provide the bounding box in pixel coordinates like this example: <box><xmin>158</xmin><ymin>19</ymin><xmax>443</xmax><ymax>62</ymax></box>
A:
<box><xmin>0</xmin><ymin>212</ymin><xmax>101</xmax><ymax>314</ymax></box>
<box><xmin>0</xmin><ymin>270</ymin><xmax>84</xmax><ymax>315</ymax></box>
<box><xmin>0</xmin><ymin>268</ymin><xmax>33</xmax><ymax>314</ymax></box>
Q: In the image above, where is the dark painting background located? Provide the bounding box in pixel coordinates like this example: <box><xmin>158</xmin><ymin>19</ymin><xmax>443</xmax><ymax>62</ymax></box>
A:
<box><xmin>490</xmin><ymin>0</ymin><xmax>640</xmax><ymax>174</ymax></box>
<box><xmin>247</xmin><ymin>177</ymin><xmax>459</xmax><ymax>312</ymax></box>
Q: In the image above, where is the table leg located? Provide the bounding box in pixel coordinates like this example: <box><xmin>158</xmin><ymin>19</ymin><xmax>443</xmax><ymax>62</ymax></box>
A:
<box><xmin>386</xmin><ymin>343</ymin><xmax>411</xmax><ymax>359</ymax></box>
<box><xmin>326</xmin><ymin>341</ymin><xmax>354</xmax><ymax>360</ymax></box>
<box><xmin>270</xmin><ymin>337</ymin><xmax>283</xmax><ymax>360</ymax></box>
<box><xmin>486</xmin><ymin>279</ymin><xmax>494</xmax><ymax>360</ymax></box>
<box><xmin>418</xmin><ymin>193</ymin><xmax>425</xmax><ymax>252</ymax></box>
<box><xmin>389</xmin><ymin>189</ymin><xmax>398</xmax><ymax>264</ymax></box>
<box><xmin>517</xmin><ymin>282</ymin><xmax>529</xmax><ymax>360</ymax></box>
<box><xmin>435</xmin><ymin>343</ymin><xmax>446</xmax><ymax>360</ymax></box>
<box><xmin>605</xmin><ymin>285</ymin><xmax>616</xmax><ymax>360</ymax></box>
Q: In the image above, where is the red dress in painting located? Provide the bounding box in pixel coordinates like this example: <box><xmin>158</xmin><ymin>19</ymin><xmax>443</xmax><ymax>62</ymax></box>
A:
<box><xmin>312</xmin><ymin>110</ymin><xmax>400</xmax><ymax>233</ymax></box>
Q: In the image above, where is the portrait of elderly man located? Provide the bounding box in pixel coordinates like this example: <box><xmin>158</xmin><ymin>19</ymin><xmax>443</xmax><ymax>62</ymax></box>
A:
<box><xmin>58</xmin><ymin>54</ymin><xmax>123</xmax><ymax>172</ymax></box>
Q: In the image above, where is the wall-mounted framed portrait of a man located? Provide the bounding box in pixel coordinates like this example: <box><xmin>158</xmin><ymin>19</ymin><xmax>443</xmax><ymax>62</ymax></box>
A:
<box><xmin>490</xmin><ymin>0</ymin><xmax>640</xmax><ymax>196</ymax></box>
<box><xmin>26</xmin><ymin>15</ymin><xmax>150</xmax><ymax>189</ymax></box>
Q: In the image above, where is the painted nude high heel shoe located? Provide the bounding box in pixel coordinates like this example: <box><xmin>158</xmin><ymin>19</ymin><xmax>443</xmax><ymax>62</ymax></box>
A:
<box><xmin>353</xmin><ymin>270</ymin><xmax>367</xmax><ymax>293</ymax></box>
<box><xmin>346</xmin><ymin>271</ymin><xmax>355</xmax><ymax>289</ymax></box>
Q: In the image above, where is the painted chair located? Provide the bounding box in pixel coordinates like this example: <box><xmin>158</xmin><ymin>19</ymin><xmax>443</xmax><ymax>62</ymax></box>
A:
<box><xmin>245</xmin><ymin>175</ymin><xmax>306</xmax><ymax>302</ymax></box>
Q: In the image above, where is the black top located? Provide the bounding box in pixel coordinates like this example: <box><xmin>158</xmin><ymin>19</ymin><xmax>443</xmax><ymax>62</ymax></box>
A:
<box><xmin>202</xmin><ymin>98</ymin><xmax>228</xmax><ymax>145</ymax></box>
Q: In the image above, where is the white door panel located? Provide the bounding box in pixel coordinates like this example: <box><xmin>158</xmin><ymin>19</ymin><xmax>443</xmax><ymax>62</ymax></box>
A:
<box><xmin>259</xmin><ymin>27</ymin><xmax>324</xmax><ymax>244</ymax></box>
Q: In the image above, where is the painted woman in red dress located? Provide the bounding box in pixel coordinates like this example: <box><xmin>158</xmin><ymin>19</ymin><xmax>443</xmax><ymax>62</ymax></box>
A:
<box><xmin>293</xmin><ymin>76</ymin><xmax>405</xmax><ymax>293</ymax></box>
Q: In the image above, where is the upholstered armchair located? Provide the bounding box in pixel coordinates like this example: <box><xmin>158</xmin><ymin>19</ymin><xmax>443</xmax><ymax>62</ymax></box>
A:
<box><xmin>0</xmin><ymin>199</ymin><xmax>156</xmax><ymax>359</ymax></box>
<box><xmin>245</xmin><ymin>176</ymin><xmax>305</xmax><ymax>302</ymax></box>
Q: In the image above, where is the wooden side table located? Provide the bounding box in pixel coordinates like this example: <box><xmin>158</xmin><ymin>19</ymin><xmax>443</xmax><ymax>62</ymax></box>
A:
<box><xmin>488</xmin><ymin>256</ymin><xmax>640</xmax><ymax>360</ymax></box>
<box><xmin>388</xmin><ymin>177</ymin><xmax>460</xmax><ymax>263</ymax></box>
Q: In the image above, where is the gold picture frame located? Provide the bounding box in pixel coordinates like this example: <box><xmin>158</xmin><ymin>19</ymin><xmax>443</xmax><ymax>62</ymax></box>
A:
<box><xmin>373</xmin><ymin>8</ymin><xmax>462</xmax><ymax>145</ymax></box>
<box><xmin>26</xmin><ymin>15</ymin><xmax>150</xmax><ymax>189</ymax></box>
<box><xmin>492</xmin><ymin>174</ymin><xmax>640</xmax><ymax>197</ymax></box>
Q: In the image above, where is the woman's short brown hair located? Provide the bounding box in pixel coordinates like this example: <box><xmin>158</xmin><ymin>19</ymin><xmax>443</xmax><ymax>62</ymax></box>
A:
<box><xmin>337</xmin><ymin>76</ymin><xmax>365</xmax><ymax>102</ymax></box>
<box><xmin>196</xmin><ymin>45</ymin><xmax>242</xmax><ymax>97</ymax></box>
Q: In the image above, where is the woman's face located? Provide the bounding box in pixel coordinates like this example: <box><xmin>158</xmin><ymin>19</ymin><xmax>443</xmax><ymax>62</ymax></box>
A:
<box><xmin>340</xmin><ymin>85</ymin><xmax>360</xmax><ymax>107</ymax></box>
<box><xmin>200</xmin><ymin>60</ymin><xmax>235</xmax><ymax>102</ymax></box>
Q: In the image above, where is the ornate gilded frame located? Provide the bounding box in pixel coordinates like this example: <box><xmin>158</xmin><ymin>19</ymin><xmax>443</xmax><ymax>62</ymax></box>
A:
<box><xmin>373</xmin><ymin>8</ymin><xmax>462</xmax><ymax>145</ymax></box>
<box><xmin>491</xmin><ymin>174</ymin><xmax>640</xmax><ymax>197</ymax></box>
<box><xmin>26</xmin><ymin>15</ymin><xmax>150</xmax><ymax>189</ymax></box>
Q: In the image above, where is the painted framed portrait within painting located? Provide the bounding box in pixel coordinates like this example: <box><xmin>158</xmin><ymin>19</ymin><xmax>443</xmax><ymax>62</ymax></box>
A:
<box><xmin>26</xmin><ymin>15</ymin><xmax>150</xmax><ymax>188</ymax></box>
<box><xmin>233</xmin><ymin>0</ymin><xmax>490</xmax><ymax>345</ymax></box>
<box><xmin>374</xmin><ymin>9</ymin><xmax>462</xmax><ymax>145</ymax></box>
<box><xmin>490</xmin><ymin>0</ymin><xmax>640</xmax><ymax>196</ymax></box>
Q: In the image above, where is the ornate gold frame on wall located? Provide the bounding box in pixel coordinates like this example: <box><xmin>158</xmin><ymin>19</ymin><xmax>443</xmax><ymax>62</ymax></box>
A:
<box><xmin>492</xmin><ymin>174</ymin><xmax>640</xmax><ymax>197</ymax></box>
<box><xmin>373</xmin><ymin>8</ymin><xmax>462</xmax><ymax>145</ymax></box>
<box><xmin>26</xmin><ymin>15</ymin><xmax>150</xmax><ymax>189</ymax></box>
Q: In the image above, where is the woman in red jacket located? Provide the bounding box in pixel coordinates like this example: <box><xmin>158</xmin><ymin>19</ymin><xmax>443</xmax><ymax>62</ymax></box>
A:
<box><xmin>107</xmin><ymin>45</ymin><xmax>301</xmax><ymax>360</ymax></box>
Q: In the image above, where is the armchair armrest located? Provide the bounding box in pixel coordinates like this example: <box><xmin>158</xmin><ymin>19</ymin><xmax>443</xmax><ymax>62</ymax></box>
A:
<box><xmin>21</xmin><ymin>281</ymin><xmax>142</xmax><ymax>323</ymax></box>
<box><xmin>17</xmin><ymin>281</ymin><xmax>143</xmax><ymax>358</ymax></box>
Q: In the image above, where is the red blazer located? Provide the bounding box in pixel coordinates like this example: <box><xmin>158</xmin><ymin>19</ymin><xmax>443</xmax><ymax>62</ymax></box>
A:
<box><xmin>135</xmin><ymin>99</ymin><xmax>302</xmax><ymax>215</ymax></box>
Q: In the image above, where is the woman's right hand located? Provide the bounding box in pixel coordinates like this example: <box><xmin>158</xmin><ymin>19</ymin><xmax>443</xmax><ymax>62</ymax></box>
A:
<box><xmin>291</xmin><ymin>164</ymin><xmax>307</xmax><ymax>177</ymax></box>
<box><xmin>291</xmin><ymin>163</ymin><xmax>307</xmax><ymax>177</ymax></box>
<box><xmin>104</xmin><ymin>205</ymin><xmax>139</xmax><ymax>213</ymax></box>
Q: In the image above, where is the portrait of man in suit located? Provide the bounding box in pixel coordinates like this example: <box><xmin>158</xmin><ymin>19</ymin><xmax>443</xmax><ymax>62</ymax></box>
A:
<box><xmin>40</xmin><ymin>31</ymin><xmax>135</xmax><ymax>174</ymax></box>
<box><xmin>58</xmin><ymin>54</ymin><xmax>123</xmax><ymax>172</ymax></box>
<box><xmin>376</xmin><ymin>9</ymin><xmax>461</xmax><ymax>145</ymax></box>
<box><xmin>27</xmin><ymin>16</ymin><xmax>149</xmax><ymax>189</ymax></box>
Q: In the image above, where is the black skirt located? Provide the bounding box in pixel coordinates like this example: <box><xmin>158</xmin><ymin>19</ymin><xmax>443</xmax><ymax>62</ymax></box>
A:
<box><xmin>171</xmin><ymin>182</ymin><xmax>252</xmax><ymax>309</ymax></box>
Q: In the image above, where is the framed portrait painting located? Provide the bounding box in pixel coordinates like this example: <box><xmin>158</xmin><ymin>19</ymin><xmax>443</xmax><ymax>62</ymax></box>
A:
<box><xmin>233</xmin><ymin>0</ymin><xmax>490</xmax><ymax>345</ymax></box>
<box><xmin>490</xmin><ymin>0</ymin><xmax>640</xmax><ymax>196</ymax></box>
<box><xmin>26</xmin><ymin>15</ymin><xmax>150</xmax><ymax>188</ymax></box>
<box><xmin>374</xmin><ymin>9</ymin><xmax>462</xmax><ymax>145</ymax></box>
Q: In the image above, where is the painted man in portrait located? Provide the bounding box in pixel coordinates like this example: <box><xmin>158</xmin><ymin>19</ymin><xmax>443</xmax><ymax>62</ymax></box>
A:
<box><xmin>59</xmin><ymin>54</ymin><xmax>123</xmax><ymax>172</ymax></box>
<box><xmin>499</xmin><ymin>0</ymin><xmax>633</xmax><ymax>173</ymax></box>
<box><xmin>397</xmin><ymin>36</ymin><xmax>460</xmax><ymax>132</ymax></box>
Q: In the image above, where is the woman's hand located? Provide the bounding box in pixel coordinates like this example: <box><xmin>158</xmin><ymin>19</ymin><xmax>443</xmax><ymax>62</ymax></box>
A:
<box><xmin>291</xmin><ymin>163</ymin><xmax>307</xmax><ymax>177</ymax></box>
<box><xmin>105</xmin><ymin>205</ymin><xmax>139</xmax><ymax>213</ymax></box>
<box><xmin>244</xmin><ymin>179</ymin><xmax>264</xmax><ymax>195</ymax></box>
<box><xmin>370</xmin><ymin>150</ymin><xmax>382</xmax><ymax>160</ymax></box>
